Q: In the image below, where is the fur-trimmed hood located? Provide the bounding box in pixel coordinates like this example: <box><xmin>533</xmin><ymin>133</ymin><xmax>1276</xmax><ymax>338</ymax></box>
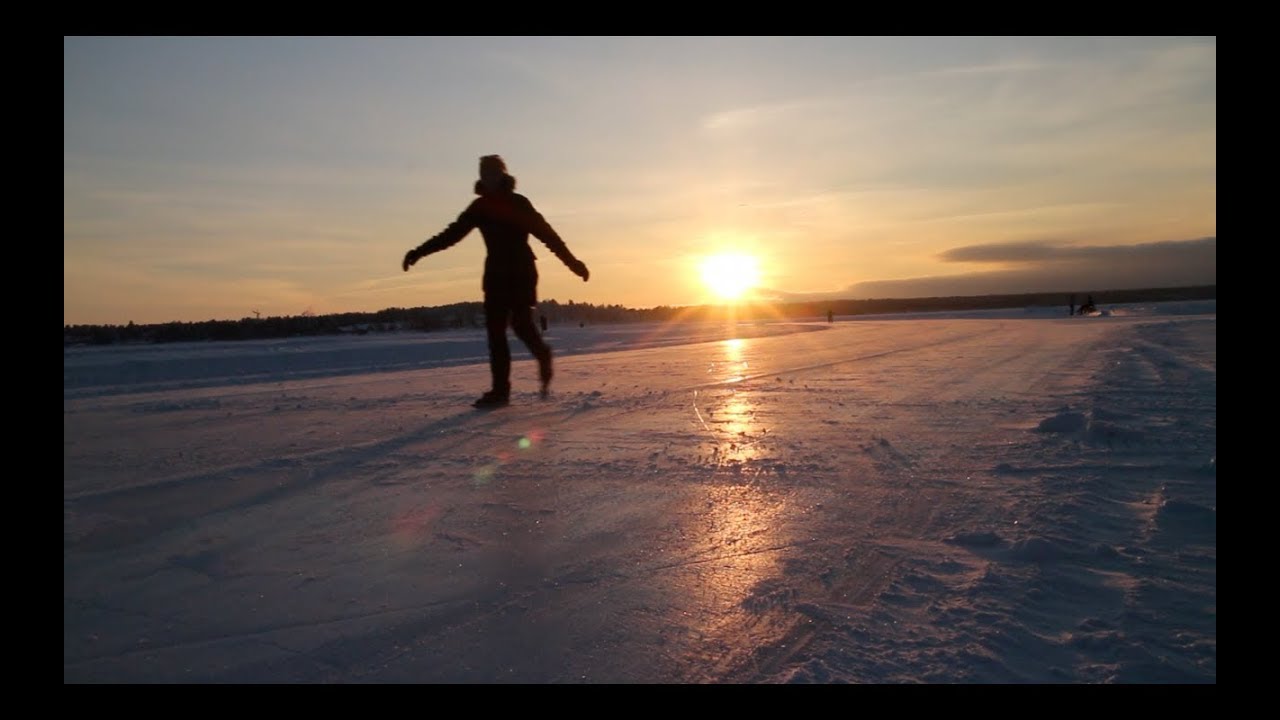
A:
<box><xmin>475</xmin><ymin>174</ymin><xmax>517</xmax><ymax>195</ymax></box>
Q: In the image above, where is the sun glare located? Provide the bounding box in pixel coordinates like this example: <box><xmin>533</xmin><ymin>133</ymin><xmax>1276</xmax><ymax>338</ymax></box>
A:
<box><xmin>699</xmin><ymin>253</ymin><xmax>760</xmax><ymax>302</ymax></box>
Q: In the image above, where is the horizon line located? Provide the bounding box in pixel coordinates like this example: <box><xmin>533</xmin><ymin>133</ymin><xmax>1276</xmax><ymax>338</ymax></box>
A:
<box><xmin>64</xmin><ymin>284</ymin><xmax>1216</xmax><ymax>329</ymax></box>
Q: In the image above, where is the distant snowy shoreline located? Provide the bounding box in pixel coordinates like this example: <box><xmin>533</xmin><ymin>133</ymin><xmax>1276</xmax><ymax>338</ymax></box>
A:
<box><xmin>64</xmin><ymin>300</ymin><xmax>1215</xmax><ymax>401</ymax></box>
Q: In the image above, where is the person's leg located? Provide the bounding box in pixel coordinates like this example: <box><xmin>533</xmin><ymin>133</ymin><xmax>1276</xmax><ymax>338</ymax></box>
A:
<box><xmin>484</xmin><ymin>294</ymin><xmax>512</xmax><ymax>396</ymax></box>
<box><xmin>510</xmin><ymin>302</ymin><xmax>553</xmax><ymax>396</ymax></box>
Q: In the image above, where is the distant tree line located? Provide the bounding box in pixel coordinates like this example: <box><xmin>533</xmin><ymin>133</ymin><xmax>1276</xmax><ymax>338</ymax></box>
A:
<box><xmin>63</xmin><ymin>285</ymin><xmax>1215</xmax><ymax>347</ymax></box>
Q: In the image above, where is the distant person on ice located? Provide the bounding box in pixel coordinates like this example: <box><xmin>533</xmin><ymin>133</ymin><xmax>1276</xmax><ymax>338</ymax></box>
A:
<box><xmin>402</xmin><ymin>154</ymin><xmax>590</xmax><ymax>408</ymax></box>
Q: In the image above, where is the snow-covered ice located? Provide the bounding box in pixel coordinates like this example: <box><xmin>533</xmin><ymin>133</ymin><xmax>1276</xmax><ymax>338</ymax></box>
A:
<box><xmin>64</xmin><ymin>301</ymin><xmax>1216</xmax><ymax>683</ymax></box>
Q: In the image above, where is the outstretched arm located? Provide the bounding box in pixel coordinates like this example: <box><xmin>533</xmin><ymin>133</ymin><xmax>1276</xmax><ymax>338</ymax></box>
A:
<box><xmin>403</xmin><ymin>208</ymin><xmax>477</xmax><ymax>271</ymax></box>
<box><xmin>517</xmin><ymin>197</ymin><xmax>589</xmax><ymax>281</ymax></box>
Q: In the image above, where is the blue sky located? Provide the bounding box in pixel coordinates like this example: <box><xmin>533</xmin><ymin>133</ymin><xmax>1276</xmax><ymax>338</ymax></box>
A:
<box><xmin>64</xmin><ymin>36</ymin><xmax>1215</xmax><ymax>325</ymax></box>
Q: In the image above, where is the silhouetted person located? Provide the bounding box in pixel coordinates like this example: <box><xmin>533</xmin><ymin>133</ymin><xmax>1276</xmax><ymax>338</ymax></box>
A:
<box><xmin>1069</xmin><ymin>294</ymin><xmax>1076</xmax><ymax>316</ymax></box>
<box><xmin>540</xmin><ymin>314</ymin><xmax>548</xmax><ymax>333</ymax></box>
<box><xmin>402</xmin><ymin>154</ymin><xmax>589</xmax><ymax>408</ymax></box>
<box><xmin>827</xmin><ymin>309</ymin><xmax>834</xmax><ymax>323</ymax></box>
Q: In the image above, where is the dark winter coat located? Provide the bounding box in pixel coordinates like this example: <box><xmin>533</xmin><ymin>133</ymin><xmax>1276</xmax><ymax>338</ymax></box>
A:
<box><xmin>410</xmin><ymin>174</ymin><xmax>582</xmax><ymax>304</ymax></box>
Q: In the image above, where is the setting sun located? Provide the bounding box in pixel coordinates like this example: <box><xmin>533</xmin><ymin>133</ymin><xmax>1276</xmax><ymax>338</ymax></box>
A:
<box><xmin>699</xmin><ymin>253</ymin><xmax>761</xmax><ymax>302</ymax></box>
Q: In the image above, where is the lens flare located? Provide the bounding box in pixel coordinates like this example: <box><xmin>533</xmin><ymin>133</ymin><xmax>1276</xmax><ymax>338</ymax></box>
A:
<box><xmin>472</xmin><ymin>464</ymin><xmax>498</xmax><ymax>486</ymax></box>
<box><xmin>390</xmin><ymin>503</ymin><xmax>444</xmax><ymax>548</ymax></box>
<box><xmin>470</xmin><ymin>427</ymin><xmax>549</xmax><ymax>485</ymax></box>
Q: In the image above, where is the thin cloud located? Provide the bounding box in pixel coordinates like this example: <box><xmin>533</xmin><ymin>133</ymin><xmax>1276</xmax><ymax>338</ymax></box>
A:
<box><xmin>940</xmin><ymin>243</ymin><xmax>1064</xmax><ymax>263</ymax></box>
<box><xmin>941</xmin><ymin>237</ymin><xmax>1215</xmax><ymax>265</ymax></box>
<box><xmin>926</xmin><ymin>60</ymin><xmax>1047</xmax><ymax>77</ymax></box>
<box><xmin>760</xmin><ymin>237</ymin><xmax>1215</xmax><ymax>301</ymax></box>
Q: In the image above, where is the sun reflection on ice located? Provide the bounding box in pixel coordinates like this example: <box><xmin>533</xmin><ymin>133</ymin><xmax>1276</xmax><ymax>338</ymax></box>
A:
<box><xmin>693</xmin><ymin>337</ymin><xmax>770</xmax><ymax>465</ymax></box>
<box><xmin>663</xmin><ymin>481</ymin><xmax>792</xmax><ymax>665</ymax></box>
<box><xmin>663</xmin><ymin>334</ymin><xmax>798</xmax><ymax>648</ymax></box>
<box><xmin>714</xmin><ymin>391</ymin><xmax>763</xmax><ymax>464</ymax></box>
<box><xmin>706</xmin><ymin>337</ymin><xmax>750</xmax><ymax>383</ymax></box>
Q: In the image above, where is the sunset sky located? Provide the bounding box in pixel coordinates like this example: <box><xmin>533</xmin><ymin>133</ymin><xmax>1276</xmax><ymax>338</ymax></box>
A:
<box><xmin>64</xmin><ymin>36</ymin><xmax>1216</xmax><ymax>326</ymax></box>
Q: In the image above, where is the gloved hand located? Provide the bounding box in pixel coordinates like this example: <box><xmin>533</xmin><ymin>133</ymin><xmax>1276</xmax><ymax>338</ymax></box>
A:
<box><xmin>402</xmin><ymin>248</ymin><xmax>421</xmax><ymax>272</ymax></box>
<box><xmin>568</xmin><ymin>259</ymin><xmax>590</xmax><ymax>281</ymax></box>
